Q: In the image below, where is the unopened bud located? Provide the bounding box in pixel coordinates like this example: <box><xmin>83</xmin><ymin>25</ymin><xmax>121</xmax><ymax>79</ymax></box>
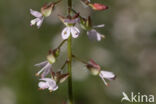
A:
<box><xmin>59</xmin><ymin>73</ymin><xmax>69</xmax><ymax>83</ymax></box>
<box><xmin>86</xmin><ymin>60</ymin><xmax>101</xmax><ymax>75</ymax></box>
<box><xmin>89</xmin><ymin>3</ymin><xmax>108</xmax><ymax>11</ymax></box>
<box><xmin>41</xmin><ymin>3</ymin><xmax>55</xmax><ymax>17</ymax></box>
<box><xmin>80</xmin><ymin>17</ymin><xmax>91</xmax><ymax>31</ymax></box>
<box><xmin>51</xmin><ymin>71</ymin><xmax>69</xmax><ymax>83</ymax></box>
<box><xmin>47</xmin><ymin>54</ymin><xmax>56</xmax><ymax>64</ymax></box>
<box><xmin>53</xmin><ymin>48</ymin><xmax>60</xmax><ymax>57</ymax></box>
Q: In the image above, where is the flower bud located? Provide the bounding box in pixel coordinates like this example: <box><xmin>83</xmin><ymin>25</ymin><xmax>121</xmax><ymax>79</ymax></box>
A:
<box><xmin>41</xmin><ymin>3</ymin><xmax>55</xmax><ymax>17</ymax></box>
<box><xmin>53</xmin><ymin>48</ymin><xmax>60</xmax><ymax>57</ymax></box>
<box><xmin>80</xmin><ymin>16</ymin><xmax>92</xmax><ymax>31</ymax></box>
<box><xmin>80</xmin><ymin>20</ymin><xmax>87</xmax><ymax>30</ymax></box>
<box><xmin>47</xmin><ymin>48</ymin><xmax>60</xmax><ymax>64</ymax></box>
<box><xmin>58</xmin><ymin>73</ymin><xmax>69</xmax><ymax>83</ymax></box>
<box><xmin>89</xmin><ymin>3</ymin><xmax>108</xmax><ymax>11</ymax></box>
<box><xmin>47</xmin><ymin>54</ymin><xmax>56</xmax><ymax>64</ymax></box>
<box><xmin>51</xmin><ymin>71</ymin><xmax>69</xmax><ymax>83</ymax></box>
<box><xmin>86</xmin><ymin>60</ymin><xmax>101</xmax><ymax>75</ymax></box>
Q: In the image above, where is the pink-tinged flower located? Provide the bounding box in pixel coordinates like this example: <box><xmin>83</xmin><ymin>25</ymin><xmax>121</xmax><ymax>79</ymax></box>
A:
<box><xmin>61</xmin><ymin>26</ymin><xmax>80</xmax><ymax>40</ymax></box>
<box><xmin>35</xmin><ymin>61</ymin><xmax>52</xmax><ymax>78</ymax></box>
<box><xmin>87</xmin><ymin>29</ymin><xmax>104</xmax><ymax>41</ymax></box>
<box><xmin>86</xmin><ymin>59</ymin><xmax>116</xmax><ymax>86</ymax></box>
<box><xmin>30</xmin><ymin>3</ymin><xmax>55</xmax><ymax>28</ymax></box>
<box><xmin>90</xmin><ymin>3</ymin><xmax>108</xmax><ymax>11</ymax></box>
<box><xmin>79</xmin><ymin>16</ymin><xmax>105</xmax><ymax>41</ymax></box>
<box><xmin>35</xmin><ymin>53</ymin><xmax>56</xmax><ymax>77</ymax></box>
<box><xmin>99</xmin><ymin>71</ymin><xmax>116</xmax><ymax>86</ymax></box>
<box><xmin>86</xmin><ymin>59</ymin><xmax>101</xmax><ymax>75</ymax></box>
<box><xmin>30</xmin><ymin>9</ymin><xmax>44</xmax><ymax>28</ymax></box>
<box><xmin>87</xmin><ymin>24</ymin><xmax>105</xmax><ymax>41</ymax></box>
<box><xmin>58</xmin><ymin>15</ymin><xmax>80</xmax><ymax>39</ymax></box>
<box><xmin>35</xmin><ymin>49</ymin><xmax>60</xmax><ymax>77</ymax></box>
<box><xmin>38</xmin><ymin>78</ymin><xmax>58</xmax><ymax>92</ymax></box>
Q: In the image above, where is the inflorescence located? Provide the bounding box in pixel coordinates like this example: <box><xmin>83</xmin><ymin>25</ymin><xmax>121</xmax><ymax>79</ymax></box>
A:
<box><xmin>30</xmin><ymin>0</ymin><xmax>116</xmax><ymax>103</ymax></box>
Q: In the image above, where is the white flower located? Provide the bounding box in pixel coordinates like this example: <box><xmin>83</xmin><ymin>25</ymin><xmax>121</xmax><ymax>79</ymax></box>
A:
<box><xmin>58</xmin><ymin>16</ymin><xmax>80</xmax><ymax>40</ymax></box>
<box><xmin>61</xmin><ymin>26</ymin><xmax>80</xmax><ymax>40</ymax></box>
<box><xmin>87</xmin><ymin>24</ymin><xmax>105</xmax><ymax>41</ymax></box>
<box><xmin>35</xmin><ymin>61</ymin><xmax>52</xmax><ymax>78</ymax></box>
<box><xmin>99</xmin><ymin>70</ymin><xmax>116</xmax><ymax>86</ymax></box>
<box><xmin>30</xmin><ymin>9</ymin><xmax>44</xmax><ymax>28</ymax></box>
<box><xmin>38</xmin><ymin>78</ymin><xmax>58</xmax><ymax>92</ymax></box>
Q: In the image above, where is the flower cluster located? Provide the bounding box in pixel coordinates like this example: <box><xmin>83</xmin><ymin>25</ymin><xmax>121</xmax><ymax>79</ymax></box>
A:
<box><xmin>30</xmin><ymin>0</ymin><xmax>116</xmax><ymax>102</ymax></box>
<box><xmin>35</xmin><ymin>49</ymin><xmax>69</xmax><ymax>92</ymax></box>
<box><xmin>30</xmin><ymin>0</ymin><xmax>108</xmax><ymax>41</ymax></box>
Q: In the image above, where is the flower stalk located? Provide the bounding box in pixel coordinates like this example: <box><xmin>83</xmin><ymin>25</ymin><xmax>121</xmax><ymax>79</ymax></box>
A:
<box><xmin>57</xmin><ymin>39</ymin><xmax>67</xmax><ymax>49</ymax></box>
<box><xmin>67</xmin><ymin>0</ymin><xmax>73</xmax><ymax>103</ymax></box>
<box><xmin>72</xmin><ymin>55</ymin><xmax>88</xmax><ymax>64</ymax></box>
<box><xmin>68</xmin><ymin>0</ymin><xmax>72</xmax><ymax>14</ymax></box>
<box><xmin>67</xmin><ymin>35</ymin><xmax>73</xmax><ymax>104</ymax></box>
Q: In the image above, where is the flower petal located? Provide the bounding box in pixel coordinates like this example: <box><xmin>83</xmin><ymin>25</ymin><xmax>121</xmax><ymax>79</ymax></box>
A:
<box><xmin>96</xmin><ymin>32</ymin><xmax>102</xmax><ymax>41</ymax></box>
<box><xmin>41</xmin><ymin>64</ymin><xmax>52</xmax><ymax>78</ymax></box>
<box><xmin>35</xmin><ymin>61</ymin><xmax>48</xmax><ymax>67</ymax></box>
<box><xmin>61</xmin><ymin>27</ymin><xmax>70</xmax><ymax>39</ymax></box>
<box><xmin>100</xmin><ymin>71</ymin><xmax>115</xmax><ymax>79</ymax></box>
<box><xmin>30</xmin><ymin>9</ymin><xmax>42</xmax><ymax>18</ymax></box>
<box><xmin>36</xmin><ymin>62</ymin><xmax>51</xmax><ymax>76</ymax></box>
<box><xmin>87</xmin><ymin>29</ymin><xmax>99</xmax><ymax>41</ymax></box>
<box><xmin>38</xmin><ymin>82</ymin><xmax>49</xmax><ymax>89</ymax></box>
<box><xmin>30</xmin><ymin>18</ymin><xmax>39</xmax><ymax>26</ymax></box>
<box><xmin>49</xmin><ymin>85</ymin><xmax>58</xmax><ymax>91</ymax></box>
<box><xmin>99</xmin><ymin>71</ymin><xmax>115</xmax><ymax>86</ymax></box>
<box><xmin>40</xmin><ymin>78</ymin><xmax>58</xmax><ymax>91</ymax></box>
<box><xmin>93</xmin><ymin>24</ymin><xmax>105</xmax><ymax>28</ymax></box>
<box><xmin>64</xmin><ymin>18</ymin><xmax>80</xmax><ymax>24</ymax></box>
<box><xmin>99</xmin><ymin>73</ymin><xmax>108</xmax><ymax>86</ymax></box>
<box><xmin>37</xmin><ymin>17</ymin><xmax>44</xmax><ymax>28</ymax></box>
<box><xmin>71</xmin><ymin>26</ymin><xmax>80</xmax><ymax>38</ymax></box>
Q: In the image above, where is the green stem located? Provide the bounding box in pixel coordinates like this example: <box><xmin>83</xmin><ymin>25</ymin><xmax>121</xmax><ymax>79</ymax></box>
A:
<box><xmin>54</xmin><ymin>0</ymin><xmax>63</xmax><ymax>5</ymax></box>
<box><xmin>60</xmin><ymin>60</ymin><xmax>67</xmax><ymax>70</ymax></box>
<box><xmin>68</xmin><ymin>0</ymin><xmax>72</xmax><ymax>14</ymax></box>
<box><xmin>67</xmin><ymin>35</ymin><xmax>73</xmax><ymax>104</ymax></box>
<box><xmin>67</xmin><ymin>0</ymin><xmax>73</xmax><ymax>103</ymax></box>
<box><xmin>57</xmin><ymin>39</ymin><xmax>67</xmax><ymax>49</ymax></box>
<box><xmin>72</xmin><ymin>55</ymin><xmax>88</xmax><ymax>64</ymax></box>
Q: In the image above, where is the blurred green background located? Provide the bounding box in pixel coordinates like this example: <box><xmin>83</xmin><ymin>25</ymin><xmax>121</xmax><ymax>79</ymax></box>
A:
<box><xmin>0</xmin><ymin>0</ymin><xmax>156</xmax><ymax>104</ymax></box>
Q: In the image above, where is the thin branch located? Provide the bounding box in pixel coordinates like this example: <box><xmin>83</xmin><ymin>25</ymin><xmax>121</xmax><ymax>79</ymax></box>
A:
<box><xmin>60</xmin><ymin>60</ymin><xmax>68</xmax><ymax>70</ymax></box>
<box><xmin>57</xmin><ymin>39</ymin><xmax>67</xmax><ymax>49</ymax></box>
<box><xmin>72</xmin><ymin>54</ymin><xmax>88</xmax><ymax>64</ymax></box>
